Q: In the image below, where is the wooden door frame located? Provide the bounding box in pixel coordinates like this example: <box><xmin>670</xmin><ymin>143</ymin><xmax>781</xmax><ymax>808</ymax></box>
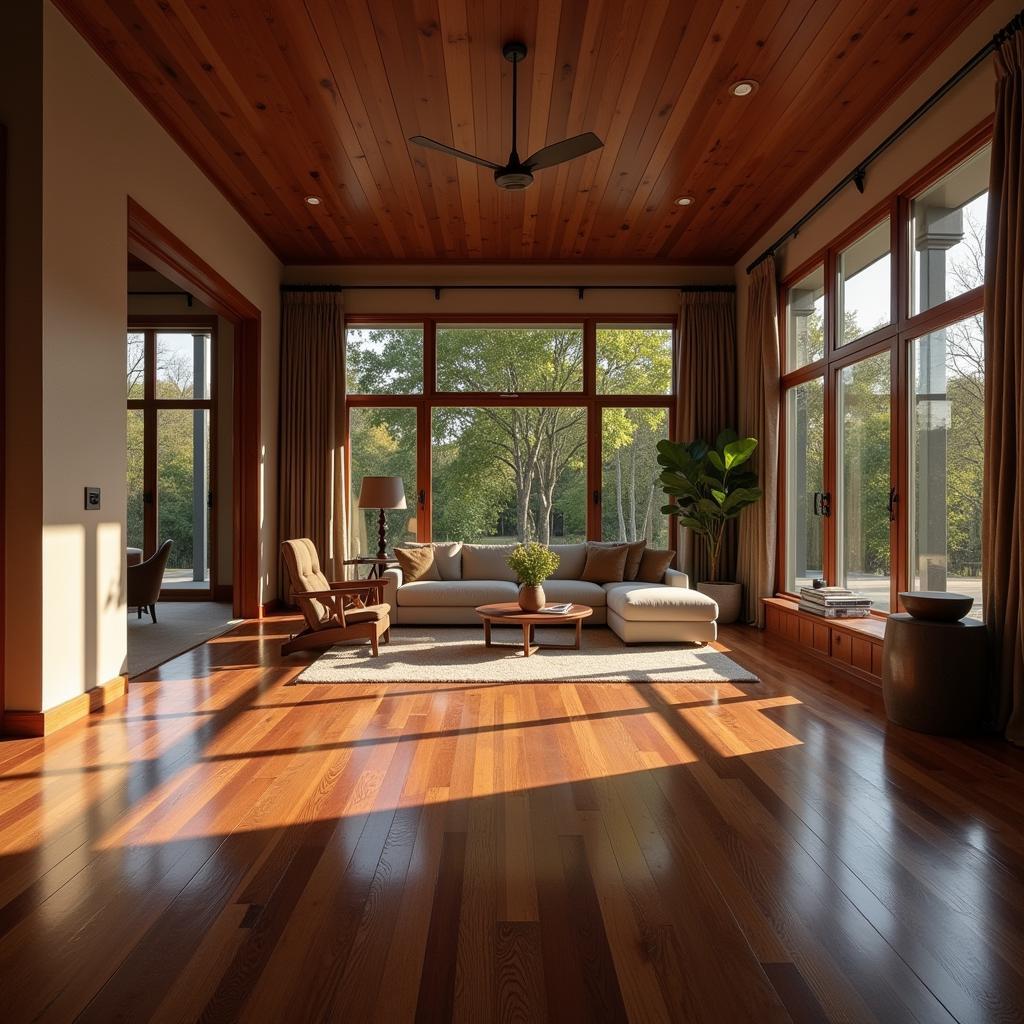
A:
<box><xmin>127</xmin><ymin>199</ymin><xmax>261</xmax><ymax>619</ymax></box>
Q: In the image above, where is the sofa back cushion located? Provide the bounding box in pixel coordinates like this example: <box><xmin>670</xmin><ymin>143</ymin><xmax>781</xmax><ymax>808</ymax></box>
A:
<box><xmin>581</xmin><ymin>543</ymin><xmax>628</xmax><ymax>584</ymax></box>
<box><xmin>590</xmin><ymin>539</ymin><xmax>646</xmax><ymax>580</ymax></box>
<box><xmin>636</xmin><ymin>548</ymin><xmax>676</xmax><ymax>583</ymax></box>
<box><xmin>461</xmin><ymin>543</ymin><xmax>519</xmax><ymax>582</ymax></box>
<box><xmin>394</xmin><ymin>546</ymin><xmax>441</xmax><ymax>583</ymax></box>
<box><xmin>406</xmin><ymin>541</ymin><xmax>463</xmax><ymax>580</ymax></box>
<box><xmin>548</xmin><ymin>543</ymin><xmax>587</xmax><ymax>580</ymax></box>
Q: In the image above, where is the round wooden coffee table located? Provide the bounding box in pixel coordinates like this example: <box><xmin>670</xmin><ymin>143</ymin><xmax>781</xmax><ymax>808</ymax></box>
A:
<box><xmin>475</xmin><ymin>602</ymin><xmax>593</xmax><ymax>657</ymax></box>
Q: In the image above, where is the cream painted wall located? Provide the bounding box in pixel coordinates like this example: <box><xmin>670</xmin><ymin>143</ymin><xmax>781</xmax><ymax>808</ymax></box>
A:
<box><xmin>282</xmin><ymin>263</ymin><xmax>733</xmax><ymax>317</ymax></box>
<box><xmin>733</xmin><ymin>0</ymin><xmax>1018</xmax><ymax>342</ymax></box>
<box><xmin>126</xmin><ymin>272</ymin><xmax>234</xmax><ymax>587</ymax></box>
<box><xmin>0</xmin><ymin>3</ymin><xmax>281</xmax><ymax>713</ymax></box>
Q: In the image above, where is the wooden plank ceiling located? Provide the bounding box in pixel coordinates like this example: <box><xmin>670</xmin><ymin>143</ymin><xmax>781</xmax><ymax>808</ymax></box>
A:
<box><xmin>56</xmin><ymin>0</ymin><xmax>993</xmax><ymax>264</ymax></box>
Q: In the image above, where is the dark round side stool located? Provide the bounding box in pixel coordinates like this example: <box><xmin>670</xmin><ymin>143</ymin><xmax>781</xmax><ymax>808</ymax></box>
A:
<box><xmin>881</xmin><ymin>613</ymin><xmax>988</xmax><ymax>735</ymax></box>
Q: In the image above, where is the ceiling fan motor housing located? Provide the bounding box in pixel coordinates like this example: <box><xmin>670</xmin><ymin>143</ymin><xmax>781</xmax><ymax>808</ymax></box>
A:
<box><xmin>494</xmin><ymin>168</ymin><xmax>534</xmax><ymax>190</ymax></box>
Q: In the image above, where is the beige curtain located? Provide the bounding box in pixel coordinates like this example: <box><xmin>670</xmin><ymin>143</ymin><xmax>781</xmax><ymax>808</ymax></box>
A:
<box><xmin>983</xmin><ymin>15</ymin><xmax>1024</xmax><ymax>744</ymax></box>
<box><xmin>278</xmin><ymin>289</ymin><xmax>347</xmax><ymax>597</ymax></box>
<box><xmin>736</xmin><ymin>258</ymin><xmax>780</xmax><ymax>625</ymax></box>
<box><xmin>675</xmin><ymin>290</ymin><xmax>737</xmax><ymax>582</ymax></box>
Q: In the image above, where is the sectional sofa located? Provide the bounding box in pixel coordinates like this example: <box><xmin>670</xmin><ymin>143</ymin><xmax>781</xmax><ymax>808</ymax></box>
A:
<box><xmin>381</xmin><ymin>541</ymin><xmax>719</xmax><ymax>644</ymax></box>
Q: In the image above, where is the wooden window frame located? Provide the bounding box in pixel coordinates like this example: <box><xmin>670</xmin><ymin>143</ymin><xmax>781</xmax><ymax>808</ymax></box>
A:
<box><xmin>344</xmin><ymin>315</ymin><xmax>676</xmax><ymax>546</ymax></box>
<box><xmin>127</xmin><ymin>315</ymin><xmax>218</xmax><ymax>600</ymax></box>
<box><xmin>776</xmin><ymin>119</ymin><xmax>992</xmax><ymax>614</ymax></box>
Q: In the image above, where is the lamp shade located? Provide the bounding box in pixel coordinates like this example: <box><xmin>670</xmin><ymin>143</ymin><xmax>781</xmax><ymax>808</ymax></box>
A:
<box><xmin>357</xmin><ymin>476</ymin><xmax>407</xmax><ymax>510</ymax></box>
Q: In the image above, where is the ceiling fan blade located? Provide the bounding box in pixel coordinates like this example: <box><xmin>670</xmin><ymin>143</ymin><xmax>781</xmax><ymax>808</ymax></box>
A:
<box><xmin>524</xmin><ymin>132</ymin><xmax>603</xmax><ymax>171</ymax></box>
<box><xmin>408</xmin><ymin>135</ymin><xmax>502</xmax><ymax>172</ymax></box>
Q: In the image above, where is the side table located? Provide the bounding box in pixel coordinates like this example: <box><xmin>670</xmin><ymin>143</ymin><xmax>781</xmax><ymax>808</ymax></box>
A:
<box><xmin>881</xmin><ymin>614</ymin><xmax>988</xmax><ymax>735</ymax></box>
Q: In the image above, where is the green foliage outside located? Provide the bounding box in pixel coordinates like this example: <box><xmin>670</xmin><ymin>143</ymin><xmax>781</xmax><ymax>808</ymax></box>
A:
<box><xmin>346</xmin><ymin>325</ymin><xmax>672</xmax><ymax>551</ymax></box>
<box><xmin>506</xmin><ymin>542</ymin><xmax>561</xmax><ymax>587</ymax></box>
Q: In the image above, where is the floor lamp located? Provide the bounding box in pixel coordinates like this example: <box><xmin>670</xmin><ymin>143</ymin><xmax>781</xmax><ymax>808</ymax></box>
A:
<box><xmin>357</xmin><ymin>476</ymin><xmax>407</xmax><ymax>558</ymax></box>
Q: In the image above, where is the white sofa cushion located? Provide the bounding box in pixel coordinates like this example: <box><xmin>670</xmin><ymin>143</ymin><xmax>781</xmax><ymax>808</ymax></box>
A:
<box><xmin>461</xmin><ymin>544</ymin><xmax>519</xmax><ymax>582</ymax></box>
<box><xmin>548</xmin><ymin>543</ymin><xmax>587</xmax><ymax>580</ymax></box>
<box><xmin>397</xmin><ymin>579</ymin><xmax>518</xmax><ymax>607</ymax></box>
<box><xmin>406</xmin><ymin>541</ymin><xmax>463</xmax><ymax>580</ymax></box>
<box><xmin>605</xmin><ymin>582</ymin><xmax>718</xmax><ymax>622</ymax></box>
<box><xmin>543</xmin><ymin>579</ymin><xmax>606</xmax><ymax>606</ymax></box>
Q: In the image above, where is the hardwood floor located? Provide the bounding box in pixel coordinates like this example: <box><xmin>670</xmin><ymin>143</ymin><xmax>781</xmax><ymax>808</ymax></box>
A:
<box><xmin>1</xmin><ymin>618</ymin><xmax>1022</xmax><ymax>1022</ymax></box>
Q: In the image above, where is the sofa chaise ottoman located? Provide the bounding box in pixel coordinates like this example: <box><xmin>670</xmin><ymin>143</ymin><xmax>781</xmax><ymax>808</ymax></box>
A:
<box><xmin>381</xmin><ymin>542</ymin><xmax>718</xmax><ymax>644</ymax></box>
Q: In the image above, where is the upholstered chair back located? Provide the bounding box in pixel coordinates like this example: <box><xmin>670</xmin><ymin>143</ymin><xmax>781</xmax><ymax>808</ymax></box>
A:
<box><xmin>281</xmin><ymin>538</ymin><xmax>333</xmax><ymax>628</ymax></box>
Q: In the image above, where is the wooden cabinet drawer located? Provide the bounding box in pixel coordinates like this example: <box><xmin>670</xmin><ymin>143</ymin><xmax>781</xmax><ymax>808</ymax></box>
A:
<box><xmin>851</xmin><ymin>636</ymin><xmax>873</xmax><ymax>672</ymax></box>
<box><xmin>871</xmin><ymin>642</ymin><xmax>884</xmax><ymax>676</ymax></box>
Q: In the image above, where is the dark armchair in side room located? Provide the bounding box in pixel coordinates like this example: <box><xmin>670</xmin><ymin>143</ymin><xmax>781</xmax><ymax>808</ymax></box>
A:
<box><xmin>128</xmin><ymin>539</ymin><xmax>173</xmax><ymax>622</ymax></box>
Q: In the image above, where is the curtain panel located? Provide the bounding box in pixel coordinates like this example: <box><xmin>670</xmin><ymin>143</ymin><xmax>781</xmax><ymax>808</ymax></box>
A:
<box><xmin>675</xmin><ymin>290</ymin><xmax>738</xmax><ymax>582</ymax></box>
<box><xmin>736</xmin><ymin>258</ymin><xmax>781</xmax><ymax>626</ymax></box>
<box><xmin>983</xmin><ymin>15</ymin><xmax>1024</xmax><ymax>744</ymax></box>
<box><xmin>278</xmin><ymin>290</ymin><xmax>347</xmax><ymax>598</ymax></box>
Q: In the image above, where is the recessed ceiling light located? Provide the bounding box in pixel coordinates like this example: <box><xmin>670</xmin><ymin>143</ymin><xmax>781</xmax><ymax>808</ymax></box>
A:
<box><xmin>729</xmin><ymin>80</ymin><xmax>758</xmax><ymax>97</ymax></box>
<box><xmin>304</xmin><ymin>195</ymin><xmax>322</xmax><ymax>206</ymax></box>
<box><xmin>674</xmin><ymin>195</ymin><xmax>694</xmax><ymax>207</ymax></box>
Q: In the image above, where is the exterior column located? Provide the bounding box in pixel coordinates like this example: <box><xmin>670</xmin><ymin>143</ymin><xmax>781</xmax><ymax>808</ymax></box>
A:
<box><xmin>192</xmin><ymin>334</ymin><xmax>208</xmax><ymax>583</ymax></box>
<box><xmin>914</xmin><ymin>207</ymin><xmax>963</xmax><ymax>592</ymax></box>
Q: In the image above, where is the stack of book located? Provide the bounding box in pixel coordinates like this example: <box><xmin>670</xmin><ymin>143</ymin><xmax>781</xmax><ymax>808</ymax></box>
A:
<box><xmin>798</xmin><ymin>586</ymin><xmax>872</xmax><ymax>618</ymax></box>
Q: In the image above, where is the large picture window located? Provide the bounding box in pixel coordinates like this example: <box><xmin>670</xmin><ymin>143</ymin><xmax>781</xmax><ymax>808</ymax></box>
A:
<box><xmin>779</xmin><ymin>130</ymin><xmax>989</xmax><ymax>616</ymax></box>
<box><xmin>344</xmin><ymin>318</ymin><xmax>674</xmax><ymax>555</ymax></box>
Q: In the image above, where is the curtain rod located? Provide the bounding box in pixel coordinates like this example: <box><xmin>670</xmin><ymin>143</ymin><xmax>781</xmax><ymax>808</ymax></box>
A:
<box><xmin>281</xmin><ymin>283</ymin><xmax>735</xmax><ymax>300</ymax></box>
<box><xmin>745</xmin><ymin>8</ymin><xmax>1022</xmax><ymax>275</ymax></box>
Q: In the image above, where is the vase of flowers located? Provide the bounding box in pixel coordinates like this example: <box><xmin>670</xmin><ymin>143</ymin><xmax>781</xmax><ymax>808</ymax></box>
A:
<box><xmin>507</xmin><ymin>542</ymin><xmax>561</xmax><ymax>612</ymax></box>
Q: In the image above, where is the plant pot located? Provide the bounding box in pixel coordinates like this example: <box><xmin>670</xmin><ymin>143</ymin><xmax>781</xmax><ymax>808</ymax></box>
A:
<box><xmin>697</xmin><ymin>581</ymin><xmax>742</xmax><ymax>624</ymax></box>
<box><xmin>518</xmin><ymin>584</ymin><xmax>546</xmax><ymax>612</ymax></box>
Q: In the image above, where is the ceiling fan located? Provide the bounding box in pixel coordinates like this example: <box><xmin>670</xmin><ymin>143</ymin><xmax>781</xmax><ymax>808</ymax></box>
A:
<box><xmin>409</xmin><ymin>41</ymin><xmax>603</xmax><ymax>191</ymax></box>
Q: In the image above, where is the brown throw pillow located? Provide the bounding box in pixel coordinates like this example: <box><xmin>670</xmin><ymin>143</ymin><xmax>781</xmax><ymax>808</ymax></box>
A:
<box><xmin>581</xmin><ymin>543</ymin><xmax>628</xmax><ymax>584</ymax></box>
<box><xmin>636</xmin><ymin>548</ymin><xmax>676</xmax><ymax>584</ymax></box>
<box><xmin>592</xmin><ymin>539</ymin><xmax>646</xmax><ymax>580</ymax></box>
<box><xmin>394</xmin><ymin>546</ymin><xmax>440</xmax><ymax>583</ymax></box>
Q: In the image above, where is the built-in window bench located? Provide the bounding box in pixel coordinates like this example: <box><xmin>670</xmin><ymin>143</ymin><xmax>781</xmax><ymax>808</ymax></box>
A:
<box><xmin>763</xmin><ymin>596</ymin><xmax>886</xmax><ymax>684</ymax></box>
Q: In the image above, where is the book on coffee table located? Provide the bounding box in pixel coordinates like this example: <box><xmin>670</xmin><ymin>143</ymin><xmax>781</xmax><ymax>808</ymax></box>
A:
<box><xmin>539</xmin><ymin>603</ymin><xmax>573</xmax><ymax>614</ymax></box>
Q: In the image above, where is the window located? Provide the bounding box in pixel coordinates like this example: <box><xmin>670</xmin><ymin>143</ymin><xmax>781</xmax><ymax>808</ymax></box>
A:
<box><xmin>432</xmin><ymin>406</ymin><xmax>587</xmax><ymax>543</ymax></box>
<box><xmin>777</xmin><ymin>129</ymin><xmax>989</xmax><ymax>615</ymax></box>
<box><xmin>601</xmin><ymin>407</ymin><xmax>670</xmax><ymax>547</ymax></box>
<box><xmin>785</xmin><ymin>266</ymin><xmax>825</xmax><ymax>369</ymax></box>
<box><xmin>909</xmin><ymin>315</ymin><xmax>984</xmax><ymax>618</ymax></box>
<box><xmin>911</xmin><ymin>146</ymin><xmax>989</xmax><ymax>315</ymax></box>
<box><xmin>345</xmin><ymin>324</ymin><xmax>424</xmax><ymax>394</ymax></box>
<box><xmin>597</xmin><ymin>324</ymin><xmax>673</xmax><ymax>394</ymax></box>
<box><xmin>348</xmin><ymin>407</ymin><xmax>417</xmax><ymax>556</ymax></box>
<box><xmin>436</xmin><ymin>325</ymin><xmax>583</xmax><ymax>392</ymax></box>
<box><xmin>126</xmin><ymin>323</ymin><xmax>216</xmax><ymax>593</ymax></box>
<box><xmin>837</xmin><ymin>353</ymin><xmax>891</xmax><ymax>610</ymax></box>
<box><xmin>344</xmin><ymin>317</ymin><xmax>675</xmax><ymax>553</ymax></box>
<box><xmin>838</xmin><ymin>218</ymin><xmax>892</xmax><ymax>345</ymax></box>
<box><xmin>784</xmin><ymin>378</ymin><xmax>824</xmax><ymax>592</ymax></box>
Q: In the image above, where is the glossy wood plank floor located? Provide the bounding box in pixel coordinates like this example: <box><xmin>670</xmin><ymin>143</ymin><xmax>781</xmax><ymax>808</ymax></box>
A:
<box><xmin>1</xmin><ymin>618</ymin><xmax>1022</xmax><ymax>1023</ymax></box>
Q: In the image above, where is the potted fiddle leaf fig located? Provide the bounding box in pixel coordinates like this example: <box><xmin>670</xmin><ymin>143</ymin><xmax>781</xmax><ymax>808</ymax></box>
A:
<box><xmin>507</xmin><ymin>542</ymin><xmax>561</xmax><ymax>612</ymax></box>
<box><xmin>656</xmin><ymin>430</ymin><xmax>762</xmax><ymax>624</ymax></box>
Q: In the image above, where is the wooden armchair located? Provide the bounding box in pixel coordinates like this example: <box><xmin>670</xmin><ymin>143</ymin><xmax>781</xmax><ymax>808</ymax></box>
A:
<box><xmin>280</xmin><ymin>538</ymin><xmax>391</xmax><ymax>657</ymax></box>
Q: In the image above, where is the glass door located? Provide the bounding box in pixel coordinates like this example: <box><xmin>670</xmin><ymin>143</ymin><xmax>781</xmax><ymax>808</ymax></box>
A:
<box><xmin>836</xmin><ymin>352</ymin><xmax>892</xmax><ymax>610</ymax></box>
<box><xmin>784</xmin><ymin>378</ymin><xmax>825</xmax><ymax>592</ymax></box>
<box><xmin>126</xmin><ymin>324</ymin><xmax>216</xmax><ymax>597</ymax></box>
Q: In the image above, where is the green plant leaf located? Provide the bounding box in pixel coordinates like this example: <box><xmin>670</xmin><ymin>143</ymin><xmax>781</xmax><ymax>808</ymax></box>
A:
<box><xmin>707</xmin><ymin>450</ymin><xmax>725</xmax><ymax>472</ymax></box>
<box><xmin>715</xmin><ymin>427</ymin><xmax>738</xmax><ymax>451</ymax></box>
<box><xmin>723</xmin><ymin>437</ymin><xmax>757</xmax><ymax>469</ymax></box>
<box><xmin>711</xmin><ymin>488</ymin><xmax>727</xmax><ymax>506</ymax></box>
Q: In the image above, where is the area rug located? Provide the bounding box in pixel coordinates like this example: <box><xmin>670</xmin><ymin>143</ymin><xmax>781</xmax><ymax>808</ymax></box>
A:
<box><xmin>294</xmin><ymin>627</ymin><xmax>758</xmax><ymax>684</ymax></box>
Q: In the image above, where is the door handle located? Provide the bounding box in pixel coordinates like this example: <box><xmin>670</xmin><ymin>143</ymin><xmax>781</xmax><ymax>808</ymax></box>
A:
<box><xmin>888</xmin><ymin>487</ymin><xmax>898</xmax><ymax>522</ymax></box>
<box><xmin>813</xmin><ymin>491</ymin><xmax>831</xmax><ymax>517</ymax></box>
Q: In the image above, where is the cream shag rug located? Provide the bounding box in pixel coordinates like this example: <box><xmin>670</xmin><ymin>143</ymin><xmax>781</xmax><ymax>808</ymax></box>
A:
<box><xmin>295</xmin><ymin>626</ymin><xmax>758</xmax><ymax>684</ymax></box>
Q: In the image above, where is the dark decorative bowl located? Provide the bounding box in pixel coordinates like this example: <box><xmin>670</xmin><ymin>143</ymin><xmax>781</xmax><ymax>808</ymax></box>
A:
<box><xmin>899</xmin><ymin>591</ymin><xmax>974</xmax><ymax>622</ymax></box>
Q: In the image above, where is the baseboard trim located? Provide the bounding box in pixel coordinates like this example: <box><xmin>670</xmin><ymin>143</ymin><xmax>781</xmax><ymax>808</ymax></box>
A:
<box><xmin>259</xmin><ymin>598</ymin><xmax>283</xmax><ymax>617</ymax></box>
<box><xmin>3</xmin><ymin>674</ymin><xmax>129</xmax><ymax>738</ymax></box>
